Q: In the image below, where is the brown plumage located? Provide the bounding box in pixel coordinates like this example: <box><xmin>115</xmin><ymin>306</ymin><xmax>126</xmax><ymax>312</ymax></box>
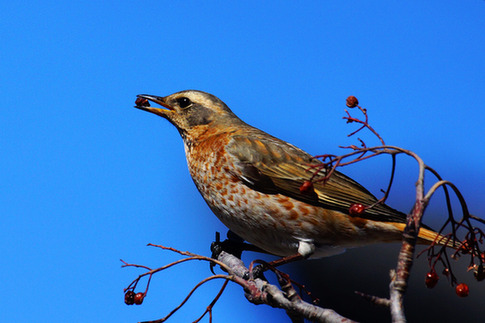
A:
<box><xmin>135</xmin><ymin>90</ymin><xmax>443</xmax><ymax>258</ymax></box>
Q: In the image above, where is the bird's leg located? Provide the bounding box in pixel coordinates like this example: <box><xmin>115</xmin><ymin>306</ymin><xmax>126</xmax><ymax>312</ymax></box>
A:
<box><xmin>213</xmin><ymin>231</ymin><xmax>268</xmax><ymax>257</ymax></box>
<box><xmin>210</xmin><ymin>231</ymin><xmax>270</xmax><ymax>274</ymax></box>
<box><xmin>250</xmin><ymin>254</ymin><xmax>305</xmax><ymax>278</ymax></box>
<box><xmin>249</xmin><ymin>254</ymin><xmax>304</xmax><ymax>281</ymax></box>
<box><xmin>225</xmin><ymin>230</ymin><xmax>269</xmax><ymax>254</ymax></box>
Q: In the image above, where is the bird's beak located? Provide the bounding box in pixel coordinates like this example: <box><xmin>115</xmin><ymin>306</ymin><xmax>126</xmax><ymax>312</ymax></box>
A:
<box><xmin>134</xmin><ymin>94</ymin><xmax>174</xmax><ymax>117</ymax></box>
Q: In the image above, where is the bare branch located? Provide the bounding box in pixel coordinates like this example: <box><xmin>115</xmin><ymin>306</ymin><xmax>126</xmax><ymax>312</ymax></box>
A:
<box><xmin>141</xmin><ymin>275</ymin><xmax>231</xmax><ymax>323</ymax></box>
<box><xmin>193</xmin><ymin>280</ymin><xmax>229</xmax><ymax>323</ymax></box>
<box><xmin>354</xmin><ymin>291</ymin><xmax>391</xmax><ymax>308</ymax></box>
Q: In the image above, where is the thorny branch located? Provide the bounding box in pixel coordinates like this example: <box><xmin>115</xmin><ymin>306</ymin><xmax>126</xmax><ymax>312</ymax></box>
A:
<box><xmin>123</xmin><ymin>96</ymin><xmax>483</xmax><ymax>322</ymax></box>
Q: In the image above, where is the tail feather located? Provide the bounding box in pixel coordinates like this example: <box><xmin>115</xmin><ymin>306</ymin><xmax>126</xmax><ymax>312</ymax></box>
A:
<box><xmin>391</xmin><ymin>223</ymin><xmax>456</xmax><ymax>248</ymax></box>
<box><xmin>417</xmin><ymin>227</ymin><xmax>456</xmax><ymax>248</ymax></box>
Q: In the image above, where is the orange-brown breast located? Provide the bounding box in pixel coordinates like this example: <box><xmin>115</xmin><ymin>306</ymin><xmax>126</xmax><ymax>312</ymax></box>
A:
<box><xmin>181</xmin><ymin>128</ymin><xmax>403</xmax><ymax>257</ymax></box>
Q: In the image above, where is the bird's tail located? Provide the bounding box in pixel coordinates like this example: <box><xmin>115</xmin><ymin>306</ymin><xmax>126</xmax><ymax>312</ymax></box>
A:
<box><xmin>391</xmin><ymin>223</ymin><xmax>456</xmax><ymax>248</ymax></box>
<box><xmin>417</xmin><ymin>227</ymin><xmax>456</xmax><ymax>248</ymax></box>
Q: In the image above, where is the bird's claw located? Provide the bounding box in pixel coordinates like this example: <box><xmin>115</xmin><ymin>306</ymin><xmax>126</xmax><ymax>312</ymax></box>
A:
<box><xmin>210</xmin><ymin>231</ymin><xmax>246</xmax><ymax>274</ymax></box>
<box><xmin>250</xmin><ymin>264</ymin><xmax>267</xmax><ymax>280</ymax></box>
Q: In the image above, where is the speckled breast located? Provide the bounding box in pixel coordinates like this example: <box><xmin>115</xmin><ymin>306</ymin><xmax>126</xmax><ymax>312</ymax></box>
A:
<box><xmin>182</xmin><ymin>132</ymin><xmax>339</xmax><ymax>256</ymax></box>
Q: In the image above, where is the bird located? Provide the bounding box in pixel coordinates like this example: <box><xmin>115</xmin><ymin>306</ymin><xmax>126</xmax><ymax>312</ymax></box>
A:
<box><xmin>134</xmin><ymin>90</ymin><xmax>445</xmax><ymax>259</ymax></box>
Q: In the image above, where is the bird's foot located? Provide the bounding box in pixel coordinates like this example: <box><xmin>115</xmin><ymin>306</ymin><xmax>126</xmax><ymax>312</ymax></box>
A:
<box><xmin>247</xmin><ymin>253</ymin><xmax>303</xmax><ymax>280</ymax></box>
<box><xmin>211</xmin><ymin>231</ymin><xmax>268</xmax><ymax>259</ymax></box>
<box><xmin>210</xmin><ymin>231</ymin><xmax>267</xmax><ymax>274</ymax></box>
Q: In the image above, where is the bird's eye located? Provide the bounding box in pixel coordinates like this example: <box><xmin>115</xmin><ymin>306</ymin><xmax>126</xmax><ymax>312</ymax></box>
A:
<box><xmin>176</xmin><ymin>97</ymin><xmax>192</xmax><ymax>109</ymax></box>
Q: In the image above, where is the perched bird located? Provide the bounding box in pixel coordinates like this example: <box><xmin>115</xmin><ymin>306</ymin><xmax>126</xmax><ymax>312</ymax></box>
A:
<box><xmin>135</xmin><ymin>90</ymin><xmax>442</xmax><ymax>259</ymax></box>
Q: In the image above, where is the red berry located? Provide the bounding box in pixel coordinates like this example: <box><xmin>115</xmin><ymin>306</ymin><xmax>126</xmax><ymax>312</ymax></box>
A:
<box><xmin>455</xmin><ymin>283</ymin><xmax>469</xmax><ymax>297</ymax></box>
<box><xmin>124</xmin><ymin>291</ymin><xmax>135</xmax><ymax>305</ymax></box>
<box><xmin>299</xmin><ymin>181</ymin><xmax>314</xmax><ymax>194</ymax></box>
<box><xmin>349</xmin><ymin>203</ymin><xmax>365</xmax><ymax>216</ymax></box>
<box><xmin>346</xmin><ymin>96</ymin><xmax>359</xmax><ymax>108</ymax></box>
<box><xmin>425</xmin><ymin>271</ymin><xmax>439</xmax><ymax>289</ymax></box>
<box><xmin>134</xmin><ymin>292</ymin><xmax>145</xmax><ymax>305</ymax></box>
<box><xmin>135</xmin><ymin>97</ymin><xmax>150</xmax><ymax>107</ymax></box>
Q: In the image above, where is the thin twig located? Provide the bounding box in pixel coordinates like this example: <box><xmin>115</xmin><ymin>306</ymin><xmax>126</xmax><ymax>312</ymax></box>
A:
<box><xmin>193</xmin><ymin>280</ymin><xmax>229</xmax><ymax>323</ymax></box>
<box><xmin>141</xmin><ymin>275</ymin><xmax>232</xmax><ymax>323</ymax></box>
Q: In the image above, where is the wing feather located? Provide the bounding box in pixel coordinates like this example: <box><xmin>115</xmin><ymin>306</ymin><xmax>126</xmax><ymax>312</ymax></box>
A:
<box><xmin>227</xmin><ymin>132</ymin><xmax>408</xmax><ymax>224</ymax></box>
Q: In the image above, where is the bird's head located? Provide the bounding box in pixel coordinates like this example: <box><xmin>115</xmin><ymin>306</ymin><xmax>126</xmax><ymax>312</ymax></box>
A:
<box><xmin>135</xmin><ymin>90</ymin><xmax>242</xmax><ymax>138</ymax></box>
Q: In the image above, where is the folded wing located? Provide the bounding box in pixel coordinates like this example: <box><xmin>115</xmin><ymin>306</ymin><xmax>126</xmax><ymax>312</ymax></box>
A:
<box><xmin>226</xmin><ymin>133</ymin><xmax>409</xmax><ymax>224</ymax></box>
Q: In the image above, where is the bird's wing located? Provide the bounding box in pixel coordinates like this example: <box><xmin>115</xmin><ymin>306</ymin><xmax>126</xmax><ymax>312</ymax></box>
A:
<box><xmin>226</xmin><ymin>133</ymin><xmax>408</xmax><ymax>224</ymax></box>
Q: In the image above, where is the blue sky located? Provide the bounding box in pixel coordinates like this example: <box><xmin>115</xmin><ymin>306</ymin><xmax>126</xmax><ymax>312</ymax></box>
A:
<box><xmin>1</xmin><ymin>1</ymin><xmax>484</xmax><ymax>322</ymax></box>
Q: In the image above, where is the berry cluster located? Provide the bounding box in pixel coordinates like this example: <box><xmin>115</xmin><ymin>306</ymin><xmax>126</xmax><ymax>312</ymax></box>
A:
<box><xmin>124</xmin><ymin>290</ymin><xmax>145</xmax><ymax>305</ymax></box>
<box><xmin>424</xmin><ymin>270</ymin><xmax>472</xmax><ymax>297</ymax></box>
